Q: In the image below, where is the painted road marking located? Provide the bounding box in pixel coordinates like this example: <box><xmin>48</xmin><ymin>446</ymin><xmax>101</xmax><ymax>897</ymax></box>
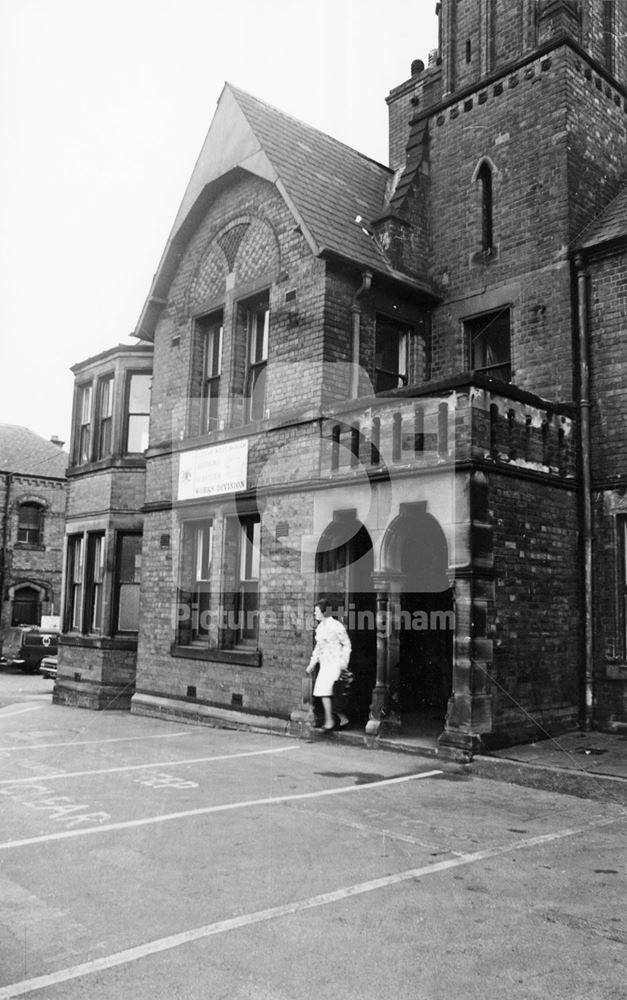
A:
<box><xmin>0</xmin><ymin>731</ymin><xmax>200</xmax><ymax>752</ymax></box>
<box><xmin>0</xmin><ymin>813</ymin><xmax>621</xmax><ymax>999</ymax></box>
<box><xmin>0</xmin><ymin>771</ymin><xmax>442</xmax><ymax>850</ymax></box>
<box><xmin>0</xmin><ymin>705</ymin><xmax>44</xmax><ymax>718</ymax></box>
<box><xmin>0</xmin><ymin>744</ymin><xmax>301</xmax><ymax>784</ymax></box>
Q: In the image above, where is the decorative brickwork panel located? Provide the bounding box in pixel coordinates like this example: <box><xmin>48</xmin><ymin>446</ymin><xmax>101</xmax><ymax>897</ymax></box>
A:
<box><xmin>233</xmin><ymin>217</ymin><xmax>280</xmax><ymax>286</ymax></box>
<box><xmin>188</xmin><ymin>244</ymin><xmax>228</xmax><ymax>313</ymax></box>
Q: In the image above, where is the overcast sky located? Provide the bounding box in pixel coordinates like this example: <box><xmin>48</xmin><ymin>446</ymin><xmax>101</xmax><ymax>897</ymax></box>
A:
<box><xmin>0</xmin><ymin>0</ymin><xmax>439</xmax><ymax>446</ymax></box>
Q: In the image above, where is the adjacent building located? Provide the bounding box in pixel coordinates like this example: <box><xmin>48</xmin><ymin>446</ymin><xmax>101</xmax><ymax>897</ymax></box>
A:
<box><xmin>58</xmin><ymin>0</ymin><xmax>627</xmax><ymax>756</ymax></box>
<box><xmin>0</xmin><ymin>425</ymin><xmax>67</xmax><ymax>630</ymax></box>
<box><xmin>54</xmin><ymin>343</ymin><xmax>153</xmax><ymax>710</ymax></box>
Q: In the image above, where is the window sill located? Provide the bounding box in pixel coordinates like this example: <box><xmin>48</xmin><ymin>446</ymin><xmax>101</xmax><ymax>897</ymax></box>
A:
<box><xmin>14</xmin><ymin>542</ymin><xmax>45</xmax><ymax>551</ymax></box>
<box><xmin>170</xmin><ymin>643</ymin><xmax>262</xmax><ymax>667</ymax></box>
<box><xmin>61</xmin><ymin>634</ymin><xmax>138</xmax><ymax>651</ymax></box>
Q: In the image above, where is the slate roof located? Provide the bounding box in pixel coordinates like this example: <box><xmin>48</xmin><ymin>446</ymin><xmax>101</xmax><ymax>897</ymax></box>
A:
<box><xmin>135</xmin><ymin>84</ymin><xmax>433</xmax><ymax>339</ymax></box>
<box><xmin>578</xmin><ymin>181</ymin><xmax>627</xmax><ymax>250</ymax></box>
<box><xmin>0</xmin><ymin>425</ymin><xmax>68</xmax><ymax>479</ymax></box>
<box><xmin>229</xmin><ymin>85</ymin><xmax>398</xmax><ymax>277</ymax></box>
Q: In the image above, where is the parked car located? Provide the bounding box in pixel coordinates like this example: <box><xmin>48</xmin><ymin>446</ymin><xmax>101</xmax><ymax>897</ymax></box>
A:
<box><xmin>0</xmin><ymin>626</ymin><xmax>59</xmax><ymax>673</ymax></box>
<box><xmin>39</xmin><ymin>654</ymin><xmax>58</xmax><ymax>680</ymax></box>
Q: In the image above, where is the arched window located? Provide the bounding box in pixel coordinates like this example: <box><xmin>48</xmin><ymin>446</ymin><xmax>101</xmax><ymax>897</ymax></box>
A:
<box><xmin>17</xmin><ymin>502</ymin><xmax>44</xmax><ymax>545</ymax></box>
<box><xmin>477</xmin><ymin>161</ymin><xmax>494</xmax><ymax>253</ymax></box>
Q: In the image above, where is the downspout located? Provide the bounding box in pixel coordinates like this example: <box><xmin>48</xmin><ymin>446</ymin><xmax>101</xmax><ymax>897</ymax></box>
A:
<box><xmin>1</xmin><ymin>472</ymin><xmax>11</xmax><ymax>629</ymax></box>
<box><xmin>575</xmin><ymin>252</ymin><xmax>594</xmax><ymax>731</ymax></box>
<box><xmin>349</xmin><ymin>271</ymin><xmax>372</xmax><ymax>398</ymax></box>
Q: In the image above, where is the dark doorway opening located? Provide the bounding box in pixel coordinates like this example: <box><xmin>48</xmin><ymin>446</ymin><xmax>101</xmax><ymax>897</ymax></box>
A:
<box><xmin>315</xmin><ymin>514</ymin><xmax>376</xmax><ymax>726</ymax></box>
<box><xmin>12</xmin><ymin>586</ymin><xmax>42</xmax><ymax>626</ymax></box>
<box><xmin>385</xmin><ymin>505</ymin><xmax>453</xmax><ymax>739</ymax></box>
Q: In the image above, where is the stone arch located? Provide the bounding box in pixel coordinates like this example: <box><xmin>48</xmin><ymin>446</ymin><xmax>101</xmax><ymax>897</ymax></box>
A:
<box><xmin>377</xmin><ymin>502</ymin><xmax>454</xmax><ymax>736</ymax></box>
<box><xmin>315</xmin><ymin>511</ymin><xmax>376</xmax><ymax>724</ymax></box>
<box><xmin>380</xmin><ymin>502</ymin><xmax>451</xmax><ymax>588</ymax></box>
<box><xmin>471</xmin><ymin>154</ymin><xmax>499</xmax><ymax>184</ymax></box>
<box><xmin>10</xmin><ymin>580</ymin><xmax>51</xmax><ymax>626</ymax></box>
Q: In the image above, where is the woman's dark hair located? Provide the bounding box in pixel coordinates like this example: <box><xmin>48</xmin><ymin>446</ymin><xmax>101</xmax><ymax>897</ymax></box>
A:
<box><xmin>315</xmin><ymin>597</ymin><xmax>330</xmax><ymax>613</ymax></box>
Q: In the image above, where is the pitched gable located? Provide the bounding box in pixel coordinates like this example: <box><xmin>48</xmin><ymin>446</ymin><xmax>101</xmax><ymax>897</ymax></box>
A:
<box><xmin>134</xmin><ymin>84</ymin><xmax>433</xmax><ymax>340</ymax></box>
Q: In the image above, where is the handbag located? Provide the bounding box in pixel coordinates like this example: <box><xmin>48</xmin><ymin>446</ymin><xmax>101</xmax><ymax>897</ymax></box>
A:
<box><xmin>332</xmin><ymin>667</ymin><xmax>354</xmax><ymax>712</ymax></box>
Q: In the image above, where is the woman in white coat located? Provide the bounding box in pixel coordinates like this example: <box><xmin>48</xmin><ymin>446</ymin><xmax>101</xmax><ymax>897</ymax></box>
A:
<box><xmin>306</xmin><ymin>598</ymin><xmax>351</xmax><ymax>732</ymax></box>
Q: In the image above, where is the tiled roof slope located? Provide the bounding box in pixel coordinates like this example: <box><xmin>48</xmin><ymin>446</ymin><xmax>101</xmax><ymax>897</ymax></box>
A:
<box><xmin>229</xmin><ymin>85</ymin><xmax>397</xmax><ymax>277</ymax></box>
<box><xmin>135</xmin><ymin>84</ymin><xmax>434</xmax><ymax>340</ymax></box>
<box><xmin>0</xmin><ymin>424</ymin><xmax>68</xmax><ymax>478</ymax></box>
<box><xmin>578</xmin><ymin>181</ymin><xmax>627</xmax><ymax>249</ymax></box>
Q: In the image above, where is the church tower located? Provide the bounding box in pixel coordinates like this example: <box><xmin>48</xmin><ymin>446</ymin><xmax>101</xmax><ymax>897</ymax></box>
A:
<box><xmin>387</xmin><ymin>0</ymin><xmax>627</xmax><ymax>400</ymax></box>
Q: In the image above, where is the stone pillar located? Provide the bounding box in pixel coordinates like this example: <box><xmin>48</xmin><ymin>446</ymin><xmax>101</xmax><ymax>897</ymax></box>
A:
<box><xmin>366</xmin><ymin>581</ymin><xmax>390</xmax><ymax>738</ymax></box>
<box><xmin>366</xmin><ymin>571</ymin><xmax>404</xmax><ymax>739</ymax></box>
<box><xmin>438</xmin><ymin>470</ymin><xmax>494</xmax><ymax>761</ymax></box>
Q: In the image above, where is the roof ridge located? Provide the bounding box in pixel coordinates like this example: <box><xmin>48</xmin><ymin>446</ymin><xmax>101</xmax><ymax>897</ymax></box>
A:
<box><xmin>225</xmin><ymin>82</ymin><xmax>393</xmax><ymax>177</ymax></box>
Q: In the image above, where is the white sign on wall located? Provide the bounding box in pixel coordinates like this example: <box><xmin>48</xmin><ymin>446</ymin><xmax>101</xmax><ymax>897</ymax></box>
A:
<box><xmin>177</xmin><ymin>439</ymin><xmax>249</xmax><ymax>500</ymax></box>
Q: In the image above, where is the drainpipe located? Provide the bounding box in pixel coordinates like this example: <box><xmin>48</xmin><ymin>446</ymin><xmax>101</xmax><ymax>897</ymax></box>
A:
<box><xmin>575</xmin><ymin>253</ymin><xmax>594</xmax><ymax>731</ymax></box>
<box><xmin>349</xmin><ymin>271</ymin><xmax>372</xmax><ymax>398</ymax></box>
<box><xmin>1</xmin><ymin>472</ymin><xmax>11</xmax><ymax>630</ymax></box>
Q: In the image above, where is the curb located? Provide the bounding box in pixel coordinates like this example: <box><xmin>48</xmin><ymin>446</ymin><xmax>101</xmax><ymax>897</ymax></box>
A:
<box><xmin>314</xmin><ymin>728</ymin><xmax>627</xmax><ymax>805</ymax></box>
<box><xmin>461</xmin><ymin>753</ymin><xmax>627</xmax><ymax>805</ymax></box>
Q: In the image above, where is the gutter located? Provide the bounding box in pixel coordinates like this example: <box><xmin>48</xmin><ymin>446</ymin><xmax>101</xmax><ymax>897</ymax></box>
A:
<box><xmin>574</xmin><ymin>253</ymin><xmax>594</xmax><ymax>731</ymax></box>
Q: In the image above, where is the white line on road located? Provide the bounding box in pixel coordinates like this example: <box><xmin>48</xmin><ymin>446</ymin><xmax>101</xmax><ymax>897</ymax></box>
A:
<box><xmin>0</xmin><ymin>705</ymin><xmax>44</xmax><ymax>718</ymax></box>
<box><xmin>0</xmin><ymin>744</ymin><xmax>300</xmax><ymax>783</ymax></box>
<box><xmin>0</xmin><ymin>770</ymin><xmax>442</xmax><ymax>850</ymax></box>
<box><xmin>0</xmin><ymin>731</ymin><xmax>200</xmax><ymax>752</ymax></box>
<box><xmin>0</xmin><ymin>813</ymin><xmax>621</xmax><ymax>999</ymax></box>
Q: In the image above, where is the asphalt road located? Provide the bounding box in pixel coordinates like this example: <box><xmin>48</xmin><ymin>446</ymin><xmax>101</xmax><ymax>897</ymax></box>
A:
<box><xmin>0</xmin><ymin>672</ymin><xmax>625</xmax><ymax>1000</ymax></box>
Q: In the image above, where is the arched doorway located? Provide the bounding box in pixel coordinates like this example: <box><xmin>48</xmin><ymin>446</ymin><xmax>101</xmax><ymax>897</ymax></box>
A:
<box><xmin>315</xmin><ymin>511</ymin><xmax>376</xmax><ymax>725</ymax></box>
<box><xmin>12</xmin><ymin>585</ymin><xmax>42</xmax><ymax>626</ymax></box>
<box><xmin>382</xmin><ymin>503</ymin><xmax>453</xmax><ymax>738</ymax></box>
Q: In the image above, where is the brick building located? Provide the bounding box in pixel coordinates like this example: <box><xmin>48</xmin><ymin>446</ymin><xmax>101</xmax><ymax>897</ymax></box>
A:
<box><xmin>59</xmin><ymin>0</ymin><xmax>627</xmax><ymax>756</ymax></box>
<box><xmin>54</xmin><ymin>343</ymin><xmax>153</xmax><ymax>710</ymax></box>
<box><xmin>0</xmin><ymin>425</ymin><xmax>67</xmax><ymax>631</ymax></box>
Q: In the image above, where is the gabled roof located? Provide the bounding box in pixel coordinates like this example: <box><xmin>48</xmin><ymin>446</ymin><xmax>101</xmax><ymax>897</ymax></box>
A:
<box><xmin>578</xmin><ymin>181</ymin><xmax>627</xmax><ymax>251</ymax></box>
<box><xmin>0</xmin><ymin>425</ymin><xmax>68</xmax><ymax>479</ymax></box>
<box><xmin>135</xmin><ymin>84</ymin><xmax>433</xmax><ymax>340</ymax></box>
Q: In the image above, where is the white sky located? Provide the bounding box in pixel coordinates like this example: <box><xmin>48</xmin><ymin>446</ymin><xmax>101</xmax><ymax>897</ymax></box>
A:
<box><xmin>0</xmin><ymin>0</ymin><xmax>439</xmax><ymax>446</ymax></box>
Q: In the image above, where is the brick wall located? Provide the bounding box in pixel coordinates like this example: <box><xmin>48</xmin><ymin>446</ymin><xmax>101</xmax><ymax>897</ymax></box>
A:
<box><xmin>135</xmin><ymin>491</ymin><xmax>317</xmax><ymax>718</ymax></box>
<box><xmin>487</xmin><ymin>470</ymin><xmax>581</xmax><ymax>741</ymax></box>
<box><xmin>428</xmin><ymin>49</ymin><xmax>574</xmax><ymax>398</ymax></box>
<box><xmin>588</xmin><ymin>245</ymin><xmax>627</xmax><ymax>481</ymax></box>
<box><xmin>149</xmin><ymin>175</ymin><xmax>328</xmax><ymax>449</ymax></box>
<box><xmin>1</xmin><ymin>473</ymin><xmax>66</xmax><ymax>629</ymax></box>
